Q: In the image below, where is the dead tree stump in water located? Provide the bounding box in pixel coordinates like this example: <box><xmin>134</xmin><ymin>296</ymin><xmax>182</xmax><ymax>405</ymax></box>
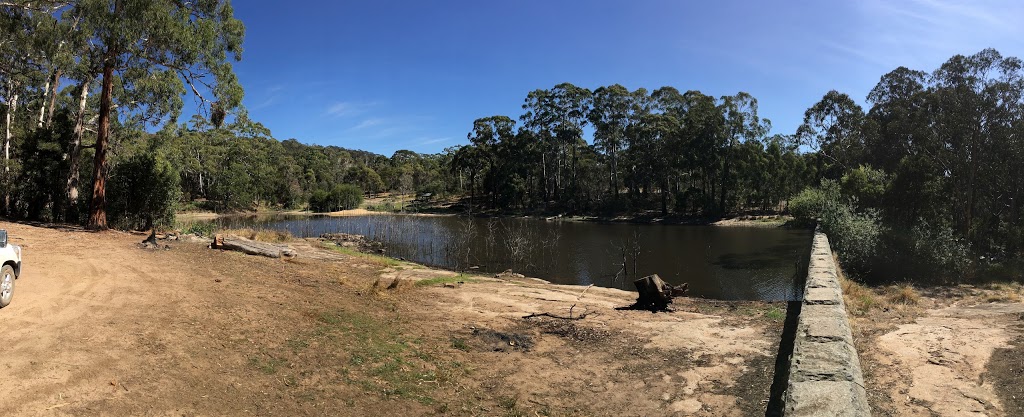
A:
<box><xmin>633</xmin><ymin>274</ymin><xmax>688</xmax><ymax>311</ymax></box>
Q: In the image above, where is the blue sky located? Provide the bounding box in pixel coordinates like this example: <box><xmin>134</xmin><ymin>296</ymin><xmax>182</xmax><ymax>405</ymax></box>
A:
<box><xmin>229</xmin><ymin>0</ymin><xmax>1024</xmax><ymax>156</ymax></box>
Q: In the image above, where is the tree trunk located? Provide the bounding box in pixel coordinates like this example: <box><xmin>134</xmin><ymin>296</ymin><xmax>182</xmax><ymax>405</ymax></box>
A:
<box><xmin>212</xmin><ymin>234</ymin><xmax>297</xmax><ymax>259</ymax></box>
<box><xmin>88</xmin><ymin>57</ymin><xmax>115</xmax><ymax>230</ymax></box>
<box><xmin>37</xmin><ymin>74</ymin><xmax>52</xmax><ymax>128</ymax></box>
<box><xmin>541</xmin><ymin>150</ymin><xmax>548</xmax><ymax>205</ymax></box>
<box><xmin>65</xmin><ymin>77</ymin><xmax>92</xmax><ymax>218</ymax></box>
<box><xmin>720</xmin><ymin>139</ymin><xmax>733</xmax><ymax>214</ymax></box>
<box><xmin>46</xmin><ymin>69</ymin><xmax>61</xmax><ymax>127</ymax></box>
<box><xmin>661</xmin><ymin>177</ymin><xmax>669</xmax><ymax>215</ymax></box>
<box><xmin>611</xmin><ymin>149</ymin><xmax>618</xmax><ymax>200</ymax></box>
<box><xmin>4</xmin><ymin>84</ymin><xmax>18</xmax><ymax>215</ymax></box>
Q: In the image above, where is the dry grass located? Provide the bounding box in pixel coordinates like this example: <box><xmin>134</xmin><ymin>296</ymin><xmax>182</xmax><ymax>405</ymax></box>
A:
<box><xmin>841</xmin><ymin>277</ymin><xmax>881</xmax><ymax>316</ymax></box>
<box><xmin>983</xmin><ymin>282</ymin><xmax>1023</xmax><ymax>303</ymax></box>
<box><xmin>885</xmin><ymin>283</ymin><xmax>921</xmax><ymax>306</ymax></box>
<box><xmin>834</xmin><ymin>253</ymin><xmax>925</xmax><ymax>316</ymax></box>
<box><xmin>221</xmin><ymin>228</ymin><xmax>293</xmax><ymax>243</ymax></box>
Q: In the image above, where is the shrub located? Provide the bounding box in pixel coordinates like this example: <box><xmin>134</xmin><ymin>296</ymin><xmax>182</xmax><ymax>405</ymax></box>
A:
<box><xmin>790</xmin><ymin>180</ymin><xmax>881</xmax><ymax>273</ymax></box>
<box><xmin>909</xmin><ymin>220</ymin><xmax>971</xmax><ymax>280</ymax></box>
<box><xmin>107</xmin><ymin>154</ymin><xmax>181</xmax><ymax>230</ymax></box>
<box><xmin>789</xmin><ymin>179</ymin><xmax>841</xmax><ymax>222</ymax></box>
<box><xmin>824</xmin><ymin>206</ymin><xmax>882</xmax><ymax>273</ymax></box>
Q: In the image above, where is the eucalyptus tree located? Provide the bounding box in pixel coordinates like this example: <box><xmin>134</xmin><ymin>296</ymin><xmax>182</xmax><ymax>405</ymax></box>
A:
<box><xmin>672</xmin><ymin>89</ymin><xmax>726</xmax><ymax>213</ymax></box>
<box><xmin>796</xmin><ymin>90</ymin><xmax>865</xmax><ymax>179</ymax></box>
<box><xmin>467</xmin><ymin>115</ymin><xmax>514</xmax><ymax>207</ymax></box>
<box><xmin>718</xmin><ymin>92</ymin><xmax>770</xmax><ymax>211</ymax></box>
<box><xmin>0</xmin><ymin>6</ymin><xmax>31</xmax><ymax>214</ymax></box>
<box><xmin>450</xmin><ymin>144</ymin><xmax>484</xmax><ymax>208</ymax></box>
<box><xmin>73</xmin><ymin>0</ymin><xmax>245</xmax><ymax>229</ymax></box>
<box><xmin>926</xmin><ymin>49</ymin><xmax>1024</xmax><ymax>245</ymax></box>
<box><xmin>626</xmin><ymin>112</ymin><xmax>679</xmax><ymax>215</ymax></box>
<box><xmin>589</xmin><ymin>85</ymin><xmax>652</xmax><ymax>201</ymax></box>
<box><xmin>520</xmin><ymin>83</ymin><xmax>591</xmax><ymax>206</ymax></box>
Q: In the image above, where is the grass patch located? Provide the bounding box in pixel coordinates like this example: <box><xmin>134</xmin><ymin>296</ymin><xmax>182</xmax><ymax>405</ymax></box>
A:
<box><xmin>450</xmin><ymin>337</ymin><xmax>469</xmax><ymax>351</ymax></box>
<box><xmin>308</xmin><ymin>309</ymin><xmax>463</xmax><ymax>405</ymax></box>
<box><xmin>364</xmin><ymin>201</ymin><xmax>401</xmax><ymax>213</ymax></box>
<box><xmin>983</xmin><ymin>282</ymin><xmax>1023</xmax><ymax>303</ymax></box>
<box><xmin>249</xmin><ymin>354</ymin><xmax>287</xmax><ymax>375</ymax></box>
<box><xmin>497</xmin><ymin>396</ymin><xmax>527</xmax><ymax>417</ymax></box>
<box><xmin>415</xmin><ymin>274</ymin><xmax>477</xmax><ymax>287</ymax></box>
<box><xmin>177</xmin><ymin>220</ymin><xmax>218</xmax><ymax>237</ymax></box>
<box><xmin>841</xmin><ymin>275</ymin><xmax>881</xmax><ymax>316</ymax></box>
<box><xmin>885</xmin><ymin>283</ymin><xmax>920</xmax><ymax>305</ymax></box>
<box><xmin>764</xmin><ymin>307</ymin><xmax>786</xmax><ymax>321</ymax></box>
<box><xmin>321</xmin><ymin>242</ymin><xmax>403</xmax><ymax>267</ymax></box>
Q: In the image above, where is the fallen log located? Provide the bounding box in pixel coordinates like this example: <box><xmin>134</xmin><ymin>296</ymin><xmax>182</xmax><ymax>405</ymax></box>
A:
<box><xmin>633</xmin><ymin>274</ymin><xmax>687</xmax><ymax>311</ymax></box>
<box><xmin>212</xmin><ymin>234</ymin><xmax>297</xmax><ymax>259</ymax></box>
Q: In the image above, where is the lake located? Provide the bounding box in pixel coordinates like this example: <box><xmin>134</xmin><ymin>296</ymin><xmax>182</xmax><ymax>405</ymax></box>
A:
<box><xmin>198</xmin><ymin>214</ymin><xmax>813</xmax><ymax>301</ymax></box>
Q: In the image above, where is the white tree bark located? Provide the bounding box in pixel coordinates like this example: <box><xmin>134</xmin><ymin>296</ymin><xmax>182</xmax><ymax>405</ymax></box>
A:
<box><xmin>64</xmin><ymin>78</ymin><xmax>92</xmax><ymax>207</ymax></box>
<box><xmin>4</xmin><ymin>81</ymin><xmax>19</xmax><ymax>213</ymax></box>
<box><xmin>37</xmin><ymin>76</ymin><xmax>51</xmax><ymax>128</ymax></box>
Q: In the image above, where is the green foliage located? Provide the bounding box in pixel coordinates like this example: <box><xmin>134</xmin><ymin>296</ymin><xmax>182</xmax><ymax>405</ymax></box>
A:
<box><xmin>840</xmin><ymin>166</ymin><xmax>888</xmax><ymax>208</ymax></box>
<box><xmin>107</xmin><ymin>154</ymin><xmax>181</xmax><ymax>230</ymax></box>
<box><xmin>824</xmin><ymin>207</ymin><xmax>882</xmax><ymax>273</ymax></box>
<box><xmin>309</xmin><ymin>184</ymin><xmax>364</xmax><ymax>212</ymax></box>
<box><xmin>907</xmin><ymin>221</ymin><xmax>971</xmax><ymax>279</ymax></box>
<box><xmin>790</xmin><ymin>180</ymin><xmax>881</xmax><ymax>273</ymax></box>
<box><xmin>789</xmin><ymin>180</ymin><xmax>841</xmax><ymax>222</ymax></box>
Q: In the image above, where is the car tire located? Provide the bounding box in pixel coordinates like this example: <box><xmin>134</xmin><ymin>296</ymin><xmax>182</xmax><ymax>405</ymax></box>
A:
<box><xmin>0</xmin><ymin>264</ymin><xmax>14</xmax><ymax>308</ymax></box>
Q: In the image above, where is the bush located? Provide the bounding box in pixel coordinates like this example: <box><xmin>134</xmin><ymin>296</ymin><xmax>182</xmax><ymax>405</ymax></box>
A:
<box><xmin>909</xmin><ymin>220</ymin><xmax>971</xmax><ymax>279</ymax></box>
<box><xmin>309</xmin><ymin>184</ymin><xmax>363</xmax><ymax>212</ymax></box>
<box><xmin>790</xmin><ymin>180</ymin><xmax>881</xmax><ymax>273</ymax></box>
<box><xmin>789</xmin><ymin>179</ymin><xmax>841</xmax><ymax>222</ymax></box>
<box><xmin>824</xmin><ymin>206</ymin><xmax>881</xmax><ymax>273</ymax></box>
<box><xmin>108</xmin><ymin>154</ymin><xmax>181</xmax><ymax>230</ymax></box>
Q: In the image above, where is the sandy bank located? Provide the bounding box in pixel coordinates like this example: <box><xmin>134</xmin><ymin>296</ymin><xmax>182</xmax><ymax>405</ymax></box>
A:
<box><xmin>0</xmin><ymin>219</ymin><xmax>786</xmax><ymax>416</ymax></box>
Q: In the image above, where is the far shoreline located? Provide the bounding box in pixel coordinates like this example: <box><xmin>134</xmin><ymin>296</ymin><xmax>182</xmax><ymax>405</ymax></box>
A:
<box><xmin>177</xmin><ymin>208</ymin><xmax>797</xmax><ymax>228</ymax></box>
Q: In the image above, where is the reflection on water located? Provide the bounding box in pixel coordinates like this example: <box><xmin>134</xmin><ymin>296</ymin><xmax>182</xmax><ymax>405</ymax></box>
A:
<box><xmin>201</xmin><ymin>214</ymin><xmax>813</xmax><ymax>301</ymax></box>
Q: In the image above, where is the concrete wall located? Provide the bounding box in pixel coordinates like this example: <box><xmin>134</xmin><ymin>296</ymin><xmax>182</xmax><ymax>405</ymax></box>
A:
<box><xmin>784</xmin><ymin>231</ymin><xmax>871</xmax><ymax>416</ymax></box>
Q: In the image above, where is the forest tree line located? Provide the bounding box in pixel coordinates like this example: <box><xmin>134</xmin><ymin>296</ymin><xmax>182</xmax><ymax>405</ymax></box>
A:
<box><xmin>2</xmin><ymin>2</ymin><xmax>1022</xmax><ymax>282</ymax></box>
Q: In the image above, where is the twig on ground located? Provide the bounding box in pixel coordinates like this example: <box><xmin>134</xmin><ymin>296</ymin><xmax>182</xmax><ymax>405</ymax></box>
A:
<box><xmin>524</xmin><ymin>284</ymin><xmax>595</xmax><ymax>320</ymax></box>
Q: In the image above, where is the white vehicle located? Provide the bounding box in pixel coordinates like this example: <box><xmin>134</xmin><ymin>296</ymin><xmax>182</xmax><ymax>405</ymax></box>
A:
<box><xmin>0</xmin><ymin>230</ymin><xmax>23</xmax><ymax>308</ymax></box>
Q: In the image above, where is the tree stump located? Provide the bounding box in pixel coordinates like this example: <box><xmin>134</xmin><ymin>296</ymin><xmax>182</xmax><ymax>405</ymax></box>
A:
<box><xmin>633</xmin><ymin>274</ymin><xmax>688</xmax><ymax>310</ymax></box>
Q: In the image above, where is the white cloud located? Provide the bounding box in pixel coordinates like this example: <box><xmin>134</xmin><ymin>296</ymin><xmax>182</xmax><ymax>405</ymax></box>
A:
<box><xmin>850</xmin><ymin>0</ymin><xmax>1024</xmax><ymax>70</ymax></box>
<box><xmin>349</xmin><ymin>118</ymin><xmax>385</xmax><ymax>130</ymax></box>
<box><xmin>418</xmin><ymin>137</ymin><xmax>451</xmax><ymax>145</ymax></box>
<box><xmin>326</xmin><ymin>102</ymin><xmax>358</xmax><ymax>117</ymax></box>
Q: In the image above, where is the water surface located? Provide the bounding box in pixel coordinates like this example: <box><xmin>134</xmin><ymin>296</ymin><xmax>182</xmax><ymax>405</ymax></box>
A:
<box><xmin>201</xmin><ymin>214</ymin><xmax>812</xmax><ymax>301</ymax></box>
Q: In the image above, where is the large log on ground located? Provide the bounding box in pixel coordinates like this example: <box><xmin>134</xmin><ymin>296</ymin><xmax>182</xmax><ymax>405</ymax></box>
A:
<box><xmin>633</xmin><ymin>274</ymin><xmax>688</xmax><ymax>310</ymax></box>
<box><xmin>212</xmin><ymin>234</ymin><xmax>297</xmax><ymax>259</ymax></box>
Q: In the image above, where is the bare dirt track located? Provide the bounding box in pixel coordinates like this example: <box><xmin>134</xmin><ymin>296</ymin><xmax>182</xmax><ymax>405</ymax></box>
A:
<box><xmin>1</xmin><ymin>220</ymin><xmax>784</xmax><ymax>416</ymax></box>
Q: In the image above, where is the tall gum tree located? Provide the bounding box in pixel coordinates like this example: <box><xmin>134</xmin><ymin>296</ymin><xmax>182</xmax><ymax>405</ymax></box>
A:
<box><xmin>718</xmin><ymin>92</ymin><xmax>770</xmax><ymax>212</ymax></box>
<box><xmin>75</xmin><ymin>0</ymin><xmax>245</xmax><ymax>229</ymax></box>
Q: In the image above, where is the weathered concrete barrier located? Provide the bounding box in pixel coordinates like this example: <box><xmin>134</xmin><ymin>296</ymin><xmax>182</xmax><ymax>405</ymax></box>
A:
<box><xmin>784</xmin><ymin>231</ymin><xmax>871</xmax><ymax>416</ymax></box>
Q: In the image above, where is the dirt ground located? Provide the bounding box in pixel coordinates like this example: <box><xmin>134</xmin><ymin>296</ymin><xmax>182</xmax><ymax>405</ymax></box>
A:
<box><xmin>847</xmin><ymin>283</ymin><xmax>1024</xmax><ymax>416</ymax></box>
<box><xmin>1</xmin><ymin>220</ymin><xmax>785</xmax><ymax>416</ymax></box>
